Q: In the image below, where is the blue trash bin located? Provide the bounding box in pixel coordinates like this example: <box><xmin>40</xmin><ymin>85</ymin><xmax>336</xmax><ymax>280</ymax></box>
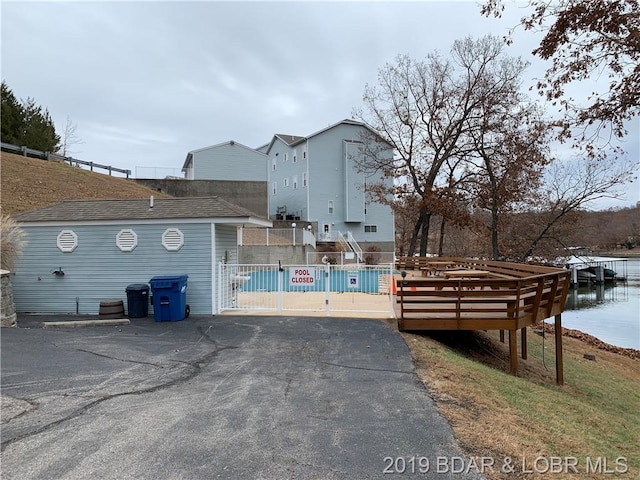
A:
<box><xmin>149</xmin><ymin>275</ymin><xmax>189</xmax><ymax>322</ymax></box>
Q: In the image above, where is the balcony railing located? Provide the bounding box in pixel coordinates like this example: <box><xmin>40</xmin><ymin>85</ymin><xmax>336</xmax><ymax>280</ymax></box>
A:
<box><xmin>239</xmin><ymin>228</ymin><xmax>316</xmax><ymax>248</ymax></box>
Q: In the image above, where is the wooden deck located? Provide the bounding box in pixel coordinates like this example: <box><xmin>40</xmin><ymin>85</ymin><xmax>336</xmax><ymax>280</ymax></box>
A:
<box><xmin>394</xmin><ymin>257</ymin><xmax>571</xmax><ymax>383</ymax></box>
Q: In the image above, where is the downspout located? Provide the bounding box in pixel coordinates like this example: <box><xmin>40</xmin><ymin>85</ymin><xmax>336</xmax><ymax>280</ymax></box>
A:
<box><xmin>211</xmin><ymin>223</ymin><xmax>217</xmax><ymax>314</ymax></box>
<box><xmin>266</xmin><ymin>150</ymin><xmax>271</xmax><ymax>218</ymax></box>
<box><xmin>305</xmin><ymin>139</ymin><xmax>310</xmax><ymax>221</ymax></box>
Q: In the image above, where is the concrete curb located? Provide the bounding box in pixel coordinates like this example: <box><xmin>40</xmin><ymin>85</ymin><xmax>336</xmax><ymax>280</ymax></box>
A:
<box><xmin>42</xmin><ymin>319</ymin><xmax>131</xmax><ymax>328</ymax></box>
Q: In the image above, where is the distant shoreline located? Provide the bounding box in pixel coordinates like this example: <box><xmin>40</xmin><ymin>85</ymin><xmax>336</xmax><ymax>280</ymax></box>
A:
<box><xmin>542</xmin><ymin>323</ymin><xmax>639</xmax><ymax>360</ymax></box>
<box><xmin>595</xmin><ymin>248</ymin><xmax>640</xmax><ymax>258</ymax></box>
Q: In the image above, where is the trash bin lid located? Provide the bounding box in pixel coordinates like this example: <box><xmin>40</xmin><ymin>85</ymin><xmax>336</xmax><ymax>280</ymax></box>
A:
<box><xmin>149</xmin><ymin>274</ymin><xmax>188</xmax><ymax>283</ymax></box>
<box><xmin>126</xmin><ymin>283</ymin><xmax>150</xmax><ymax>292</ymax></box>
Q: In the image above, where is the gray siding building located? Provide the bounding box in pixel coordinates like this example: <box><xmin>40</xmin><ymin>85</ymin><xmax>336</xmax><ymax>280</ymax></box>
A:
<box><xmin>182</xmin><ymin>140</ymin><xmax>268</xmax><ymax>181</ymax></box>
<box><xmin>264</xmin><ymin>119</ymin><xmax>395</xmax><ymax>251</ymax></box>
<box><xmin>184</xmin><ymin>119</ymin><xmax>395</xmax><ymax>253</ymax></box>
<box><xmin>13</xmin><ymin>197</ymin><xmax>270</xmax><ymax>316</ymax></box>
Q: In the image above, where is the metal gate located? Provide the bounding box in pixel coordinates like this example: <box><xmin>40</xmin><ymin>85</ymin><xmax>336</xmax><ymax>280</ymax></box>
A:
<box><xmin>218</xmin><ymin>263</ymin><xmax>395</xmax><ymax>316</ymax></box>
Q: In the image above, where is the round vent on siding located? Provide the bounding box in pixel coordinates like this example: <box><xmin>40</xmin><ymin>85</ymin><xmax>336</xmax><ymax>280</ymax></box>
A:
<box><xmin>162</xmin><ymin>228</ymin><xmax>184</xmax><ymax>251</ymax></box>
<box><xmin>57</xmin><ymin>230</ymin><xmax>78</xmax><ymax>252</ymax></box>
<box><xmin>116</xmin><ymin>229</ymin><xmax>138</xmax><ymax>252</ymax></box>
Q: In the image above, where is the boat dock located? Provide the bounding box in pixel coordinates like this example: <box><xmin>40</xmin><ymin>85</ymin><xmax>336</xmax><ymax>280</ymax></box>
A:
<box><xmin>564</xmin><ymin>255</ymin><xmax>628</xmax><ymax>286</ymax></box>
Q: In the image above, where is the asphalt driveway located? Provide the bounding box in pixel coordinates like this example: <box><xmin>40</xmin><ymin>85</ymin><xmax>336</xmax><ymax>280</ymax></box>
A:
<box><xmin>1</xmin><ymin>315</ymin><xmax>485</xmax><ymax>479</ymax></box>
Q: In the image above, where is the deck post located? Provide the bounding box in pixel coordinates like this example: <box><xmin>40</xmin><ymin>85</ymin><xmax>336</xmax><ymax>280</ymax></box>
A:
<box><xmin>398</xmin><ymin>271</ymin><xmax>406</xmax><ymax>331</ymax></box>
<box><xmin>555</xmin><ymin>314</ymin><xmax>564</xmax><ymax>386</ymax></box>
<box><xmin>509</xmin><ymin>330</ymin><xmax>518</xmax><ymax>375</ymax></box>
<box><xmin>521</xmin><ymin>327</ymin><xmax>527</xmax><ymax>360</ymax></box>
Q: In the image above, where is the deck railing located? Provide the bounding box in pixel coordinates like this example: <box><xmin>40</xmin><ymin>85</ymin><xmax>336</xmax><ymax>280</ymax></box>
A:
<box><xmin>394</xmin><ymin>257</ymin><xmax>571</xmax><ymax>383</ymax></box>
<box><xmin>396</xmin><ymin>273</ymin><xmax>570</xmax><ymax>331</ymax></box>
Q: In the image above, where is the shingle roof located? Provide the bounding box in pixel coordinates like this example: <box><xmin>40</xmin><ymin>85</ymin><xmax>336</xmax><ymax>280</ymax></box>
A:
<box><xmin>15</xmin><ymin>196</ymin><xmax>270</xmax><ymax>224</ymax></box>
<box><xmin>274</xmin><ymin>134</ymin><xmax>305</xmax><ymax>146</ymax></box>
<box><xmin>264</xmin><ymin>119</ymin><xmax>392</xmax><ymax>154</ymax></box>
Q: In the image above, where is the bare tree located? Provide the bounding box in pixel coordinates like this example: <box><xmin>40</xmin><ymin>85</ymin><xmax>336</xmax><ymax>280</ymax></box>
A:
<box><xmin>481</xmin><ymin>0</ymin><xmax>639</xmax><ymax>142</ymax></box>
<box><xmin>392</xmin><ymin>194</ymin><xmax>422</xmax><ymax>257</ymax></box>
<box><xmin>355</xmin><ymin>35</ymin><xmax>528</xmax><ymax>256</ymax></box>
<box><xmin>432</xmin><ymin>156</ymin><xmax>475</xmax><ymax>257</ymax></box>
<box><xmin>512</xmin><ymin>156</ymin><xmax>636</xmax><ymax>260</ymax></box>
<box><xmin>468</xmin><ymin>103</ymin><xmax>552</xmax><ymax>259</ymax></box>
<box><xmin>56</xmin><ymin>115</ymin><xmax>84</xmax><ymax>157</ymax></box>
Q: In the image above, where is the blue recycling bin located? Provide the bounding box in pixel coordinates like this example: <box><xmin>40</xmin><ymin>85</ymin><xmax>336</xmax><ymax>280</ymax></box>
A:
<box><xmin>149</xmin><ymin>274</ymin><xmax>189</xmax><ymax>322</ymax></box>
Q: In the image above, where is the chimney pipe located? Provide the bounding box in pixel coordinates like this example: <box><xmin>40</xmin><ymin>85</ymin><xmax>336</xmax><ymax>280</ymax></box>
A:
<box><xmin>150</xmin><ymin>195</ymin><xmax>154</xmax><ymax>210</ymax></box>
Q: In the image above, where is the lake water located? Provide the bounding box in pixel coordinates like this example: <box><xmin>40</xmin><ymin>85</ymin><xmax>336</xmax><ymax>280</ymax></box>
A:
<box><xmin>547</xmin><ymin>257</ymin><xmax>640</xmax><ymax>350</ymax></box>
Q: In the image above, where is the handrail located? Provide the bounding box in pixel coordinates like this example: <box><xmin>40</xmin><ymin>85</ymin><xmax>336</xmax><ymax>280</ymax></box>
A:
<box><xmin>1</xmin><ymin>141</ymin><xmax>131</xmax><ymax>178</ymax></box>
<box><xmin>346</xmin><ymin>231</ymin><xmax>363</xmax><ymax>262</ymax></box>
<box><xmin>336</xmin><ymin>231</ymin><xmax>351</xmax><ymax>255</ymax></box>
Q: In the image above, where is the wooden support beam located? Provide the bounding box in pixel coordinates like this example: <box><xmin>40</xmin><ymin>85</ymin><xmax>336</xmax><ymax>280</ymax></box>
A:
<box><xmin>499</xmin><ymin>330</ymin><xmax>505</xmax><ymax>343</ymax></box>
<box><xmin>555</xmin><ymin>314</ymin><xmax>564</xmax><ymax>386</ymax></box>
<box><xmin>509</xmin><ymin>330</ymin><xmax>518</xmax><ymax>375</ymax></box>
<box><xmin>521</xmin><ymin>327</ymin><xmax>528</xmax><ymax>360</ymax></box>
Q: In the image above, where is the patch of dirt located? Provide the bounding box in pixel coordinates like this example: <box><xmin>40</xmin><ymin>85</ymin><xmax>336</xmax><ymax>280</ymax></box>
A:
<box><xmin>1</xmin><ymin>151</ymin><xmax>171</xmax><ymax>215</ymax></box>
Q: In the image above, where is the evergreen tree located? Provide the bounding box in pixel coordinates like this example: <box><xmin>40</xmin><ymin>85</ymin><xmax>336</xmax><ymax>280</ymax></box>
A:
<box><xmin>1</xmin><ymin>81</ymin><xmax>23</xmax><ymax>145</ymax></box>
<box><xmin>1</xmin><ymin>81</ymin><xmax>60</xmax><ymax>152</ymax></box>
<box><xmin>21</xmin><ymin>97</ymin><xmax>60</xmax><ymax>152</ymax></box>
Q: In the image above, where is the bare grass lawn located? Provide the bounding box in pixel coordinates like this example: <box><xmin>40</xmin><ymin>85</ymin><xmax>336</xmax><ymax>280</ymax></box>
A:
<box><xmin>1</xmin><ymin>151</ymin><xmax>170</xmax><ymax>215</ymax></box>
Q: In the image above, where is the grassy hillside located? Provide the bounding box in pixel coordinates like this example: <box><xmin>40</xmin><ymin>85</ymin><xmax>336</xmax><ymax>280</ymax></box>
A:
<box><xmin>407</xmin><ymin>328</ymin><xmax>639</xmax><ymax>480</ymax></box>
<box><xmin>1</xmin><ymin>151</ymin><xmax>171</xmax><ymax>215</ymax></box>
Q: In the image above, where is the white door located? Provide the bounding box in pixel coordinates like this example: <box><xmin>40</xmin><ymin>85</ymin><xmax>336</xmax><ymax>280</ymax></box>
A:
<box><xmin>320</xmin><ymin>223</ymin><xmax>331</xmax><ymax>242</ymax></box>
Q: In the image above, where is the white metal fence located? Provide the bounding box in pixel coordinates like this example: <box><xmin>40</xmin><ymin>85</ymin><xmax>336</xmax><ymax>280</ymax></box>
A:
<box><xmin>218</xmin><ymin>263</ymin><xmax>395</xmax><ymax>316</ymax></box>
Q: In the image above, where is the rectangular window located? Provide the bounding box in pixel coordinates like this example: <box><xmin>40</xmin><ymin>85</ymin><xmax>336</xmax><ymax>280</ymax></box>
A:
<box><xmin>283</xmin><ymin>177</ymin><xmax>289</xmax><ymax>187</ymax></box>
<box><xmin>293</xmin><ymin>175</ymin><xmax>298</xmax><ymax>189</ymax></box>
<box><xmin>272</xmin><ymin>182</ymin><xmax>277</xmax><ymax>195</ymax></box>
<box><xmin>283</xmin><ymin>153</ymin><xmax>288</xmax><ymax>162</ymax></box>
<box><xmin>293</xmin><ymin>149</ymin><xmax>297</xmax><ymax>163</ymax></box>
<box><xmin>364</xmin><ymin>225</ymin><xmax>377</xmax><ymax>233</ymax></box>
<box><xmin>328</xmin><ymin>200</ymin><xmax>334</xmax><ymax>214</ymax></box>
<box><xmin>303</xmin><ymin>150</ymin><xmax>306</xmax><ymax>159</ymax></box>
<box><xmin>302</xmin><ymin>172</ymin><xmax>307</xmax><ymax>187</ymax></box>
<box><xmin>272</xmin><ymin>158</ymin><xmax>277</xmax><ymax>171</ymax></box>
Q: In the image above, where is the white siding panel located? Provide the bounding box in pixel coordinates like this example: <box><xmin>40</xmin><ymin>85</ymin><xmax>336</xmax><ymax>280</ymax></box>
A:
<box><xmin>13</xmin><ymin>223</ymin><xmax>213</xmax><ymax>315</ymax></box>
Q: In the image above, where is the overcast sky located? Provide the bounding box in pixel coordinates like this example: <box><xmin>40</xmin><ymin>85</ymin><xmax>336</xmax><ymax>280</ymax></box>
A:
<box><xmin>2</xmin><ymin>0</ymin><xmax>638</xmax><ymax>209</ymax></box>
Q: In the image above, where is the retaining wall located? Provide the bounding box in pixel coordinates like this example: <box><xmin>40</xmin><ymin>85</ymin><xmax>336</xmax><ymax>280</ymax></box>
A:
<box><xmin>135</xmin><ymin>179</ymin><xmax>268</xmax><ymax>217</ymax></box>
<box><xmin>1</xmin><ymin>270</ymin><xmax>17</xmax><ymax>327</ymax></box>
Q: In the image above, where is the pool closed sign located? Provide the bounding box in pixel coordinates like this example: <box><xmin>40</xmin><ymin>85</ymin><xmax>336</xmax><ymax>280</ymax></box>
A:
<box><xmin>289</xmin><ymin>267</ymin><xmax>316</xmax><ymax>287</ymax></box>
